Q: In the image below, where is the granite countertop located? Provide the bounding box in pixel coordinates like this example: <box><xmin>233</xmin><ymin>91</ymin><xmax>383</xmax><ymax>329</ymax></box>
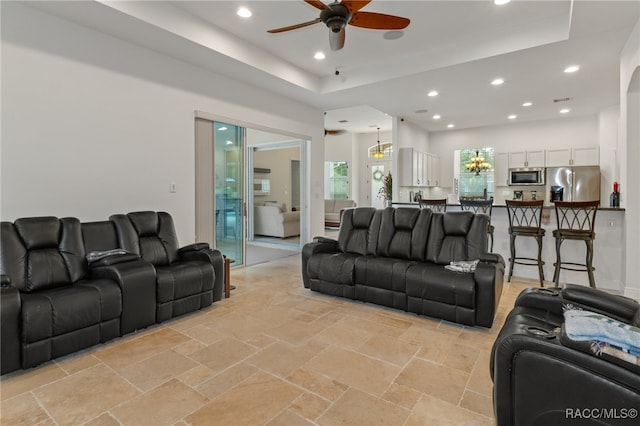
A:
<box><xmin>391</xmin><ymin>202</ymin><xmax>625</xmax><ymax>212</ymax></box>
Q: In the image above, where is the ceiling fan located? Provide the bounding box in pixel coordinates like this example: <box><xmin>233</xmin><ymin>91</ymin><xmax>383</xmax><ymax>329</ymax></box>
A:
<box><xmin>267</xmin><ymin>0</ymin><xmax>410</xmax><ymax>51</ymax></box>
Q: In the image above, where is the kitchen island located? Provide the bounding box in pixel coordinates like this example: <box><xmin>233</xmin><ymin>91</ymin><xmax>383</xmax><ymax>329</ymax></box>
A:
<box><xmin>392</xmin><ymin>202</ymin><xmax>626</xmax><ymax>292</ymax></box>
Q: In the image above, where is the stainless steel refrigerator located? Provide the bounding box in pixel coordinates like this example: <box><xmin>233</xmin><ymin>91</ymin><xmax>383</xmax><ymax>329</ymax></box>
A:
<box><xmin>546</xmin><ymin>166</ymin><xmax>601</xmax><ymax>203</ymax></box>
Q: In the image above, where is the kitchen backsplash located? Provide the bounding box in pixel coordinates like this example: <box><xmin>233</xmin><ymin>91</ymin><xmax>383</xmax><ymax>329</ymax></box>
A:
<box><xmin>397</xmin><ymin>184</ymin><xmax>548</xmax><ymax>205</ymax></box>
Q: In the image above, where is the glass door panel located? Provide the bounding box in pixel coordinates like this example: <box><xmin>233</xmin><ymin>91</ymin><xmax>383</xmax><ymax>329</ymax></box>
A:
<box><xmin>214</xmin><ymin>122</ymin><xmax>244</xmax><ymax>266</ymax></box>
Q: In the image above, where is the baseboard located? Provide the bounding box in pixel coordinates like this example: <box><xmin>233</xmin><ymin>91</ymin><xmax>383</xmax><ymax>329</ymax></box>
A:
<box><xmin>624</xmin><ymin>286</ymin><xmax>640</xmax><ymax>302</ymax></box>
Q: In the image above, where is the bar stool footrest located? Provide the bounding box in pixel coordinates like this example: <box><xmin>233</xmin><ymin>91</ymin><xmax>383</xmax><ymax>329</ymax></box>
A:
<box><xmin>511</xmin><ymin>257</ymin><xmax>546</xmax><ymax>267</ymax></box>
<box><xmin>554</xmin><ymin>261</ymin><xmax>594</xmax><ymax>273</ymax></box>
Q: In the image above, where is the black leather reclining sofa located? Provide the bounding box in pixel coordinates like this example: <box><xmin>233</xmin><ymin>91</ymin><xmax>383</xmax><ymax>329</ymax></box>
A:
<box><xmin>491</xmin><ymin>285</ymin><xmax>640</xmax><ymax>425</ymax></box>
<box><xmin>1</xmin><ymin>211</ymin><xmax>224</xmax><ymax>375</ymax></box>
<box><xmin>302</xmin><ymin>207</ymin><xmax>505</xmax><ymax>327</ymax></box>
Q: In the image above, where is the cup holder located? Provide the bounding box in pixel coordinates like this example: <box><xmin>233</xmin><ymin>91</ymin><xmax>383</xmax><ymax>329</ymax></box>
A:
<box><xmin>525</xmin><ymin>326</ymin><xmax>556</xmax><ymax>339</ymax></box>
<box><xmin>533</xmin><ymin>288</ymin><xmax>561</xmax><ymax>296</ymax></box>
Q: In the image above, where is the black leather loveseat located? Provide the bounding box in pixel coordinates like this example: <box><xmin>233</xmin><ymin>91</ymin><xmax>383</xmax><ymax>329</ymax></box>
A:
<box><xmin>1</xmin><ymin>211</ymin><xmax>223</xmax><ymax>375</ymax></box>
<box><xmin>302</xmin><ymin>207</ymin><xmax>505</xmax><ymax>327</ymax></box>
<box><xmin>491</xmin><ymin>285</ymin><xmax>640</xmax><ymax>425</ymax></box>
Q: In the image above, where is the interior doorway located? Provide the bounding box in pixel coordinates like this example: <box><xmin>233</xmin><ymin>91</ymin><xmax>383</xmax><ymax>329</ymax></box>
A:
<box><xmin>195</xmin><ymin>113</ymin><xmax>310</xmax><ymax>268</ymax></box>
<box><xmin>246</xmin><ymin>139</ymin><xmax>304</xmax><ymax>266</ymax></box>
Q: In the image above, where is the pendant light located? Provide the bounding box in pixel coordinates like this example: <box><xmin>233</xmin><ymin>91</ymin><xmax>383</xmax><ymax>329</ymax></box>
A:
<box><xmin>373</xmin><ymin>127</ymin><xmax>384</xmax><ymax>159</ymax></box>
<box><xmin>465</xmin><ymin>150</ymin><xmax>491</xmax><ymax>175</ymax></box>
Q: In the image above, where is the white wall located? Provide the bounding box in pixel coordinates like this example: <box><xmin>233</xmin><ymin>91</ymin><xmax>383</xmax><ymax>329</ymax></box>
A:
<box><xmin>393</xmin><ymin>119</ymin><xmax>430</xmax><ymax>202</ymax></box>
<box><xmin>619</xmin><ymin>17</ymin><xmax>640</xmax><ymax>299</ymax></box>
<box><xmin>396</xmin><ymin>119</ymin><xmax>430</xmax><ymax>151</ymax></box>
<box><xmin>598</xmin><ymin>106</ymin><xmax>620</xmax><ymax>203</ymax></box>
<box><xmin>1</xmin><ymin>2</ymin><xmax>325</xmax><ymax>243</ymax></box>
<box><xmin>253</xmin><ymin>148</ymin><xmax>300</xmax><ymax>211</ymax></box>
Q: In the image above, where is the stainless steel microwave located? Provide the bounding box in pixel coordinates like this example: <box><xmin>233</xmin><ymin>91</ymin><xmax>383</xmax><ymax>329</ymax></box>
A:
<box><xmin>509</xmin><ymin>168</ymin><xmax>545</xmax><ymax>186</ymax></box>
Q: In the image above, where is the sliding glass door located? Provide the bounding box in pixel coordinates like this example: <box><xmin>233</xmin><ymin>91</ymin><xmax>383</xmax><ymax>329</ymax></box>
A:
<box><xmin>214</xmin><ymin>122</ymin><xmax>244</xmax><ymax>266</ymax></box>
<box><xmin>195</xmin><ymin>114</ymin><xmax>310</xmax><ymax>268</ymax></box>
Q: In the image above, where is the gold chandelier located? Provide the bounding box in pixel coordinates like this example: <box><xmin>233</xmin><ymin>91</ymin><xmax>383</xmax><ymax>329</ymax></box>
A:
<box><xmin>465</xmin><ymin>150</ymin><xmax>491</xmax><ymax>175</ymax></box>
<box><xmin>373</xmin><ymin>127</ymin><xmax>384</xmax><ymax>159</ymax></box>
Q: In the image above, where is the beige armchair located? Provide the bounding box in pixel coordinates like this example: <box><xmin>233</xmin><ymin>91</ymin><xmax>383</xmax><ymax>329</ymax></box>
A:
<box><xmin>324</xmin><ymin>199</ymin><xmax>356</xmax><ymax>227</ymax></box>
<box><xmin>254</xmin><ymin>203</ymin><xmax>300</xmax><ymax>238</ymax></box>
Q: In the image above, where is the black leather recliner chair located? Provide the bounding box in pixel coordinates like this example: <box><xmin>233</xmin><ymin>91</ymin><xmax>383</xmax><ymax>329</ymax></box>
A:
<box><xmin>110</xmin><ymin>211</ymin><xmax>224</xmax><ymax>322</ymax></box>
<box><xmin>491</xmin><ymin>285</ymin><xmax>640</xmax><ymax>425</ymax></box>
<box><xmin>0</xmin><ymin>217</ymin><xmax>154</xmax><ymax>373</ymax></box>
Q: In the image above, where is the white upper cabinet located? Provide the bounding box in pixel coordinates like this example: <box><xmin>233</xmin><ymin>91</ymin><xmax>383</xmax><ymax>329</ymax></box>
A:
<box><xmin>508</xmin><ymin>150</ymin><xmax>545</xmax><ymax>168</ymax></box>
<box><xmin>545</xmin><ymin>149</ymin><xmax>572</xmax><ymax>167</ymax></box>
<box><xmin>545</xmin><ymin>147</ymin><xmax>599</xmax><ymax>167</ymax></box>
<box><xmin>398</xmin><ymin>148</ymin><xmax>440</xmax><ymax>187</ymax></box>
<box><xmin>571</xmin><ymin>147</ymin><xmax>600</xmax><ymax>166</ymax></box>
<box><xmin>399</xmin><ymin>148</ymin><xmax>424</xmax><ymax>187</ymax></box>
<box><xmin>426</xmin><ymin>153</ymin><xmax>440</xmax><ymax>186</ymax></box>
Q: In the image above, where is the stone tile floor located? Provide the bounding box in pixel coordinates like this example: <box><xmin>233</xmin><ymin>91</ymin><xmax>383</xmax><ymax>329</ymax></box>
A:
<box><xmin>0</xmin><ymin>254</ymin><xmax>534</xmax><ymax>425</ymax></box>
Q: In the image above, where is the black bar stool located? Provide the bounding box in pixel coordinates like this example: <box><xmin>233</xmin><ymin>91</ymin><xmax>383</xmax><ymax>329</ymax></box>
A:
<box><xmin>460</xmin><ymin>198</ymin><xmax>494</xmax><ymax>252</ymax></box>
<box><xmin>505</xmin><ymin>200</ymin><xmax>546</xmax><ymax>286</ymax></box>
<box><xmin>552</xmin><ymin>200</ymin><xmax>599</xmax><ymax>288</ymax></box>
<box><xmin>418</xmin><ymin>199</ymin><xmax>447</xmax><ymax>212</ymax></box>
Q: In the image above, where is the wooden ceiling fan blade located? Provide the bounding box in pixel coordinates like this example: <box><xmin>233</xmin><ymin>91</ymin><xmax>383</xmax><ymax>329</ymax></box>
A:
<box><xmin>349</xmin><ymin>11</ymin><xmax>410</xmax><ymax>30</ymax></box>
<box><xmin>329</xmin><ymin>28</ymin><xmax>346</xmax><ymax>51</ymax></box>
<box><xmin>305</xmin><ymin>0</ymin><xmax>332</xmax><ymax>10</ymax></box>
<box><xmin>267</xmin><ymin>18</ymin><xmax>322</xmax><ymax>33</ymax></box>
<box><xmin>341</xmin><ymin>1</ymin><xmax>372</xmax><ymax>14</ymax></box>
<box><xmin>325</xmin><ymin>129</ymin><xmax>347</xmax><ymax>135</ymax></box>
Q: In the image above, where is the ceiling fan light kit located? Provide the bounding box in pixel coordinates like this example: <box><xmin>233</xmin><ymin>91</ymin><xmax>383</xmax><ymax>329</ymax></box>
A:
<box><xmin>267</xmin><ymin>0</ymin><xmax>410</xmax><ymax>51</ymax></box>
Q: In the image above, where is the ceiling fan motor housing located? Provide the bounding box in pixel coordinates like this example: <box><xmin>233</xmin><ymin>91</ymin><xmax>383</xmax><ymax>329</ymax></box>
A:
<box><xmin>321</xmin><ymin>4</ymin><xmax>351</xmax><ymax>33</ymax></box>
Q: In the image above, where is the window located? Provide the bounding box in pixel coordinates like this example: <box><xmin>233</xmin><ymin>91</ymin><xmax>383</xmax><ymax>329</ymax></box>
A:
<box><xmin>368</xmin><ymin>142</ymin><xmax>393</xmax><ymax>159</ymax></box>
<box><xmin>457</xmin><ymin>148</ymin><xmax>495</xmax><ymax>199</ymax></box>
<box><xmin>325</xmin><ymin>161</ymin><xmax>349</xmax><ymax>199</ymax></box>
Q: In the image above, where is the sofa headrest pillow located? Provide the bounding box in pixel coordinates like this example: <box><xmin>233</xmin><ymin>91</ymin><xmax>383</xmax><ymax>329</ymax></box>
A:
<box><xmin>393</xmin><ymin>208</ymin><xmax>420</xmax><ymax>230</ymax></box>
<box><xmin>14</xmin><ymin>217</ymin><xmax>61</xmax><ymax>249</ymax></box>
<box><xmin>127</xmin><ymin>211</ymin><xmax>159</xmax><ymax>237</ymax></box>
<box><xmin>352</xmin><ymin>208</ymin><xmax>377</xmax><ymax>228</ymax></box>
<box><xmin>443</xmin><ymin>212</ymin><xmax>474</xmax><ymax>236</ymax></box>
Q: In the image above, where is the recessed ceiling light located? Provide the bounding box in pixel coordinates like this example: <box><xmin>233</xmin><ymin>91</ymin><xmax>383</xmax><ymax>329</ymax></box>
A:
<box><xmin>427</xmin><ymin>90</ymin><xmax>439</xmax><ymax>97</ymax></box>
<box><xmin>522</xmin><ymin>102</ymin><xmax>533</xmax><ymax>107</ymax></box>
<box><xmin>447</xmin><ymin>124</ymin><xmax>455</xmax><ymax>128</ymax></box>
<box><xmin>314</xmin><ymin>51</ymin><xmax>325</xmax><ymax>60</ymax></box>
<box><xmin>433</xmin><ymin>114</ymin><xmax>441</xmax><ymax>120</ymax></box>
<box><xmin>564</xmin><ymin>65</ymin><xmax>580</xmax><ymax>73</ymax></box>
<box><xmin>491</xmin><ymin>78</ymin><xmax>504</xmax><ymax>86</ymax></box>
<box><xmin>508</xmin><ymin>114</ymin><xmax>517</xmax><ymax>120</ymax></box>
<box><xmin>226</xmin><ymin>140</ymin><xmax>234</xmax><ymax>145</ymax></box>
<box><xmin>494</xmin><ymin>0</ymin><xmax>511</xmax><ymax>5</ymax></box>
<box><xmin>237</xmin><ymin>7</ymin><xmax>252</xmax><ymax>18</ymax></box>
<box><xmin>218</xmin><ymin>126</ymin><xmax>228</xmax><ymax>131</ymax></box>
<box><xmin>560</xmin><ymin>108</ymin><xmax>571</xmax><ymax>114</ymax></box>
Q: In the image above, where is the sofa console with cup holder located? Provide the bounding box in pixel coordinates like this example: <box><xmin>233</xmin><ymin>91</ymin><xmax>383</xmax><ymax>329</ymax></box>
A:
<box><xmin>490</xmin><ymin>285</ymin><xmax>640</xmax><ymax>425</ymax></box>
<box><xmin>1</xmin><ymin>211</ymin><xmax>224</xmax><ymax>375</ymax></box>
<box><xmin>302</xmin><ymin>207</ymin><xmax>505</xmax><ymax>327</ymax></box>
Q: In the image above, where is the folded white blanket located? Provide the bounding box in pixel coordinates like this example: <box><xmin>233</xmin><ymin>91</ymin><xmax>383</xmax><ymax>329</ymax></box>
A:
<box><xmin>444</xmin><ymin>259</ymin><xmax>479</xmax><ymax>273</ymax></box>
<box><xmin>564</xmin><ymin>309</ymin><xmax>640</xmax><ymax>357</ymax></box>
